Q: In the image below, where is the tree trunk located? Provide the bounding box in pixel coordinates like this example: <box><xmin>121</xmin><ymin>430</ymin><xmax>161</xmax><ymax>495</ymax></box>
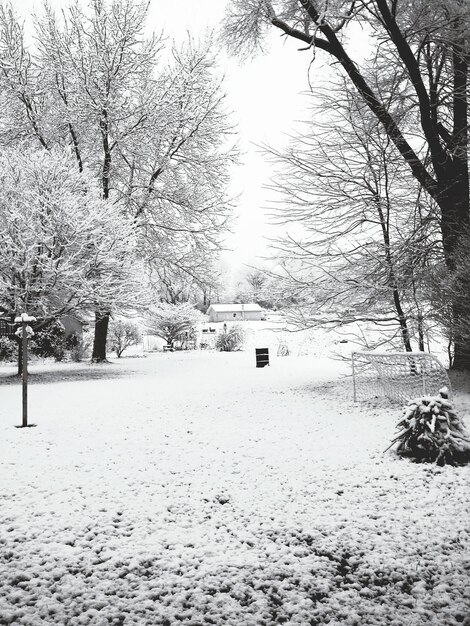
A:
<box><xmin>417</xmin><ymin>312</ymin><xmax>425</xmax><ymax>352</ymax></box>
<box><xmin>439</xmin><ymin>175</ymin><xmax>470</xmax><ymax>368</ymax></box>
<box><xmin>375</xmin><ymin>194</ymin><xmax>413</xmax><ymax>352</ymax></box>
<box><xmin>91</xmin><ymin>109</ymin><xmax>113</xmax><ymax>363</ymax></box>
<box><xmin>92</xmin><ymin>312</ymin><xmax>110</xmax><ymax>362</ymax></box>
<box><xmin>391</xmin><ymin>288</ymin><xmax>413</xmax><ymax>352</ymax></box>
<box><xmin>444</xmin><ymin>285</ymin><xmax>470</xmax><ymax>369</ymax></box>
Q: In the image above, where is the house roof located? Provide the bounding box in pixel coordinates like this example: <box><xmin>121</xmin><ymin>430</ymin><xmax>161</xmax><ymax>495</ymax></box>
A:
<box><xmin>207</xmin><ymin>303</ymin><xmax>263</xmax><ymax>313</ymax></box>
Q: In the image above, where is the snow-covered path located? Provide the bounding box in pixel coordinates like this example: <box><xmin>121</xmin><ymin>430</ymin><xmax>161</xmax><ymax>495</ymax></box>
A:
<box><xmin>1</xmin><ymin>352</ymin><xmax>469</xmax><ymax>625</ymax></box>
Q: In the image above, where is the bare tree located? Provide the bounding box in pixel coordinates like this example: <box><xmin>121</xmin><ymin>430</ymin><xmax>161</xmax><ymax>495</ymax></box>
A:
<box><xmin>267</xmin><ymin>85</ymin><xmax>443</xmax><ymax>351</ymax></box>
<box><xmin>108</xmin><ymin>320</ymin><xmax>141</xmax><ymax>358</ymax></box>
<box><xmin>0</xmin><ymin>4</ymin><xmax>50</xmax><ymax>148</ymax></box>
<box><xmin>224</xmin><ymin>0</ymin><xmax>470</xmax><ymax>368</ymax></box>
<box><xmin>148</xmin><ymin>260</ymin><xmax>221</xmax><ymax>308</ymax></box>
<box><xmin>246</xmin><ymin>270</ymin><xmax>268</xmax><ymax>298</ymax></box>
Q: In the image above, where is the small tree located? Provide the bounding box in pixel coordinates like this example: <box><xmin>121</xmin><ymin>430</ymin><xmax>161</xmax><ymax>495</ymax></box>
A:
<box><xmin>109</xmin><ymin>320</ymin><xmax>141</xmax><ymax>358</ymax></box>
<box><xmin>388</xmin><ymin>389</ymin><xmax>470</xmax><ymax>466</ymax></box>
<box><xmin>146</xmin><ymin>303</ymin><xmax>203</xmax><ymax>349</ymax></box>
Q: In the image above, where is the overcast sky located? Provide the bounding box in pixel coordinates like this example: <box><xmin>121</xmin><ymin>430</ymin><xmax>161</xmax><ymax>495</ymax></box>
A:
<box><xmin>19</xmin><ymin>0</ymin><xmax>321</xmax><ymax>277</ymax></box>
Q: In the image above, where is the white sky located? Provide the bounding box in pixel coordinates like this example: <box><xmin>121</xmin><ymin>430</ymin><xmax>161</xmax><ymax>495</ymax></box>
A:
<box><xmin>18</xmin><ymin>0</ymin><xmax>325</xmax><ymax>277</ymax></box>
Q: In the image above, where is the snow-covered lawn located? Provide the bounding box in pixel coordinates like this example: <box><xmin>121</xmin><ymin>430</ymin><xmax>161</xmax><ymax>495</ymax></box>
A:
<box><xmin>1</xmin><ymin>351</ymin><xmax>469</xmax><ymax>625</ymax></box>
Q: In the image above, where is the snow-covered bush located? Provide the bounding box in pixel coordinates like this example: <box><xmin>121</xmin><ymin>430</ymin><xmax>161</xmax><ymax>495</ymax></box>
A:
<box><xmin>389</xmin><ymin>389</ymin><xmax>470</xmax><ymax>466</ymax></box>
<box><xmin>216</xmin><ymin>324</ymin><xmax>245</xmax><ymax>352</ymax></box>
<box><xmin>277</xmin><ymin>337</ymin><xmax>290</xmax><ymax>356</ymax></box>
<box><xmin>0</xmin><ymin>337</ymin><xmax>16</xmax><ymax>362</ymax></box>
<box><xmin>109</xmin><ymin>320</ymin><xmax>141</xmax><ymax>357</ymax></box>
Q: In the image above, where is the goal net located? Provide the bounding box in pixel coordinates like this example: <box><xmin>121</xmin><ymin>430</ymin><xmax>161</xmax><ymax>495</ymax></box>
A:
<box><xmin>352</xmin><ymin>351</ymin><xmax>452</xmax><ymax>404</ymax></box>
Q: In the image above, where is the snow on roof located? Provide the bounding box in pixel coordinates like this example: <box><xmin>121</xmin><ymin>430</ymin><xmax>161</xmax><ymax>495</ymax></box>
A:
<box><xmin>207</xmin><ymin>303</ymin><xmax>263</xmax><ymax>312</ymax></box>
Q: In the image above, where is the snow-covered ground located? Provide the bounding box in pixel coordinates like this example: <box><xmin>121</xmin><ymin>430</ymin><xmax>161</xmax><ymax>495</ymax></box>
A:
<box><xmin>1</xmin><ymin>347</ymin><xmax>469</xmax><ymax>625</ymax></box>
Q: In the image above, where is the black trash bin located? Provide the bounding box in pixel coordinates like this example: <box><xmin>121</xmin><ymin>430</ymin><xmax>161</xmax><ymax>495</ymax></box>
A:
<box><xmin>255</xmin><ymin>348</ymin><xmax>269</xmax><ymax>368</ymax></box>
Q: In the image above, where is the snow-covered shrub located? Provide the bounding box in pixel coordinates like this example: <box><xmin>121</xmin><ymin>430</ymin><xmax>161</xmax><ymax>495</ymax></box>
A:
<box><xmin>216</xmin><ymin>324</ymin><xmax>245</xmax><ymax>352</ymax></box>
<box><xmin>30</xmin><ymin>321</ymin><xmax>66</xmax><ymax>361</ymax></box>
<box><xmin>109</xmin><ymin>320</ymin><xmax>141</xmax><ymax>357</ymax></box>
<box><xmin>389</xmin><ymin>389</ymin><xmax>470</xmax><ymax>466</ymax></box>
<box><xmin>277</xmin><ymin>337</ymin><xmax>290</xmax><ymax>356</ymax></box>
<box><xmin>0</xmin><ymin>337</ymin><xmax>16</xmax><ymax>361</ymax></box>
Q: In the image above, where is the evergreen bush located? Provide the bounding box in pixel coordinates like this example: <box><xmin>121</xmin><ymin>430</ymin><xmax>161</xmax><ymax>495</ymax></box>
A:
<box><xmin>389</xmin><ymin>388</ymin><xmax>470</xmax><ymax>466</ymax></box>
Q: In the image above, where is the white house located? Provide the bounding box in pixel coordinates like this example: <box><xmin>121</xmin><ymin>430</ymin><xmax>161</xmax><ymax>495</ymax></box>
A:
<box><xmin>206</xmin><ymin>303</ymin><xmax>264</xmax><ymax>323</ymax></box>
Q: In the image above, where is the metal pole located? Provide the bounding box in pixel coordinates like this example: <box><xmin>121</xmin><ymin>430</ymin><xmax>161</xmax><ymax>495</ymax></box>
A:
<box><xmin>15</xmin><ymin>313</ymin><xmax>36</xmax><ymax>428</ymax></box>
<box><xmin>22</xmin><ymin>321</ymin><xmax>28</xmax><ymax>427</ymax></box>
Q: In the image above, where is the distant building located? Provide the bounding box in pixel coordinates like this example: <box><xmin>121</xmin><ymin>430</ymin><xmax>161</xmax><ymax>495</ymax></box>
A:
<box><xmin>206</xmin><ymin>303</ymin><xmax>264</xmax><ymax>323</ymax></box>
<box><xmin>60</xmin><ymin>314</ymin><xmax>88</xmax><ymax>339</ymax></box>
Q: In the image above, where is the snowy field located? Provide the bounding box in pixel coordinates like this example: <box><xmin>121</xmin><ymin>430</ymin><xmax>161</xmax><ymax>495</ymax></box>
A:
<box><xmin>1</xmin><ymin>348</ymin><xmax>470</xmax><ymax>625</ymax></box>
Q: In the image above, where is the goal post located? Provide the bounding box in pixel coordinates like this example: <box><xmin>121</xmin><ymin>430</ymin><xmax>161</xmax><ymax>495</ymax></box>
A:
<box><xmin>352</xmin><ymin>351</ymin><xmax>452</xmax><ymax>404</ymax></box>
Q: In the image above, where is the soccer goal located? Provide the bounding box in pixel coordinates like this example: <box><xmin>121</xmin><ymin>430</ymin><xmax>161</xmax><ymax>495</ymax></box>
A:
<box><xmin>351</xmin><ymin>351</ymin><xmax>452</xmax><ymax>404</ymax></box>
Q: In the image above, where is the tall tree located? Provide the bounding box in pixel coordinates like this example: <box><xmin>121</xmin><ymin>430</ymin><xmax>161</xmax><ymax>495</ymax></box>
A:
<box><xmin>0</xmin><ymin>0</ymin><xmax>234</xmax><ymax>360</ymax></box>
<box><xmin>224</xmin><ymin>0</ymin><xmax>470</xmax><ymax>368</ymax></box>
